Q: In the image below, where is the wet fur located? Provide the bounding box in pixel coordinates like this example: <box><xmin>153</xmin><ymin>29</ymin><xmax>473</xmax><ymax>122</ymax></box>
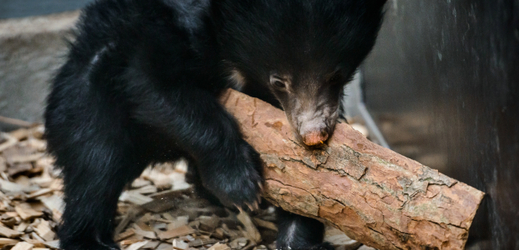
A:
<box><xmin>44</xmin><ymin>0</ymin><xmax>386</xmax><ymax>249</ymax></box>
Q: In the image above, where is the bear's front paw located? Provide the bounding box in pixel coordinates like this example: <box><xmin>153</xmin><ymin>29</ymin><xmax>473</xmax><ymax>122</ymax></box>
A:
<box><xmin>204</xmin><ymin>141</ymin><xmax>264</xmax><ymax>210</ymax></box>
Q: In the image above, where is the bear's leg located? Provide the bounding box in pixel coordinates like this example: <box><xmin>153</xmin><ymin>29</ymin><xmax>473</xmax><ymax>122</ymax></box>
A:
<box><xmin>56</xmin><ymin>143</ymin><xmax>148</xmax><ymax>250</ymax></box>
<box><xmin>276</xmin><ymin>208</ymin><xmax>334</xmax><ymax>250</ymax></box>
<box><xmin>131</xmin><ymin>86</ymin><xmax>263</xmax><ymax>209</ymax></box>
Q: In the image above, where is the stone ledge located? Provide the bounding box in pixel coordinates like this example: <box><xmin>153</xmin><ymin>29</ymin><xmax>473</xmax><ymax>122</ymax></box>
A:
<box><xmin>0</xmin><ymin>11</ymin><xmax>79</xmax><ymax>131</ymax></box>
<box><xmin>0</xmin><ymin>11</ymin><xmax>79</xmax><ymax>38</ymax></box>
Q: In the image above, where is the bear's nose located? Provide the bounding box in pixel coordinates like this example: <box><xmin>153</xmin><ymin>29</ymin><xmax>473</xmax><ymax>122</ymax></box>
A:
<box><xmin>302</xmin><ymin>130</ymin><xmax>329</xmax><ymax>146</ymax></box>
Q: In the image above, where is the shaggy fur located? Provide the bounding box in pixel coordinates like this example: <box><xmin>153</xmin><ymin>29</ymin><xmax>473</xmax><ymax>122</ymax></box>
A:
<box><xmin>44</xmin><ymin>0</ymin><xmax>386</xmax><ymax>249</ymax></box>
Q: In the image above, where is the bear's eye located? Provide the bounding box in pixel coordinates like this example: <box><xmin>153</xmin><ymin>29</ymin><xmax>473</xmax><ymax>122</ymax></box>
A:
<box><xmin>270</xmin><ymin>75</ymin><xmax>286</xmax><ymax>89</ymax></box>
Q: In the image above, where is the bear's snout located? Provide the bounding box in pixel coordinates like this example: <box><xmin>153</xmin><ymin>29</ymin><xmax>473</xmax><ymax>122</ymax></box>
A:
<box><xmin>301</xmin><ymin>130</ymin><xmax>329</xmax><ymax>146</ymax></box>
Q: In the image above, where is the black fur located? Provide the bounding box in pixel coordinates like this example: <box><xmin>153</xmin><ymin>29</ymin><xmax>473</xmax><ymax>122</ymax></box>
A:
<box><xmin>44</xmin><ymin>0</ymin><xmax>386</xmax><ymax>249</ymax></box>
<box><xmin>276</xmin><ymin>208</ymin><xmax>334</xmax><ymax>250</ymax></box>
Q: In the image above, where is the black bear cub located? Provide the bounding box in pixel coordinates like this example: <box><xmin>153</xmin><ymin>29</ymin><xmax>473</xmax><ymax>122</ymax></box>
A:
<box><xmin>45</xmin><ymin>0</ymin><xmax>386</xmax><ymax>249</ymax></box>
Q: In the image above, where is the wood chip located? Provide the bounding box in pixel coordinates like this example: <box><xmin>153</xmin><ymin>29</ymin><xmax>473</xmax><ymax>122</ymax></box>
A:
<box><xmin>187</xmin><ymin>239</ymin><xmax>203</xmax><ymax>247</ymax></box>
<box><xmin>0</xmin><ymin>237</ymin><xmax>19</xmax><ymax>246</ymax></box>
<box><xmin>15</xmin><ymin>203</ymin><xmax>44</xmax><ymax>220</ymax></box>
<box><xmin>149</xmin><ymin>188</ymin><xmax>191</xmax><ymax>199</ymax></box>
<box><xmin>29</xmin><ymin>232</ymin><xmax>47</xmax><ymax>246</ymax></box>
<box><xmin>115</xmin><ymin>228</ymin><xmax>136</xmax><ymax>242</ymax></box>
<box><xmin>236</xmin><ymin>211</ymin><xmax>261</xmax><ymax>243</ymax></box>
<box><xmin>34</xmin><ymin>157</ymin><xmax>54</xmax><ymax>170</ymax></box>
<box><xmin>25</xmin><ymin>138</ymin><xmax>47</xmax><ymax>152</ymax></box>
<box><xmin>120</xmin><ymin>234</ymin><xmax>145</xmax><ymax>246</ymax></box>
<box><xmin>141</xmin><ymin>241</ymin><xmax>160</xmax><ymax>249</ymax></box>
<box><xmin>125</xmin><ymin>240</ymin><xmax>148</xmax><ymax>250</ymax></box>
<box><xmin>8</xmin><ymin>163</ymin><xmax>33</xmax><ymax>176</ymax></box>
<box><xmin>0</xmin><ymin>224</ymin><xmax>24</xmax><ymax>238</ymax></box>
<box><xmin>169</xmin><ymin>172</ymin><xmax>190</xmax><ymax>191</ymax></box>
<box><xmin>30</xmin><ymin>126</ymin><xmax>45</xmax><ymax>140</ymax></box>
<box><xmin>131</xmin><ymin>179</ymin><xmax>152</xmax><ymax>189</ymax></box>
<box><xmin>15</xmin><ymin>222</ymin><xmax>29</xmax><ymax>232</ymax></box>
<box><xmin>0</xmin><ymin>214</ymin><xmax>18</xmax><ymax>227</ymax></box>
<box><xmin>9</xmin><ymin>153</ymin><xmax>44</xmax><ymax>164</ymax></box>
<box><xmin>119</xmin><ymin>191</ymin><xmax>154</xmax><ymax>205</ymax></box>
<box><xmin>167</xmin><ymin>216</ymin><xmax>189</xmax><ymax>230</ymax></box>
<box><xmin>142</xmin><ymin>169</ymin><xmax>172</xmax><ymax>190</ymax></box>
<box><xmin>0</xmin><ymin>157</ymin><xmax>6</xmax><ymax>173</ymax></box>
<box><xmin>38</xmin><ymin>194</ymin><xmax>64</xmax><ymax>221</ymax></box>
<box><xmin>157</xmin><ymin>225</ymin><xmax>194</xmax><ymax>240</ymax></box>
<box><xmin>173</xmin><ymin>159</ymin><xmax>188</xmax><ymax>173</ymax></box>
<box><xmin>133</xmin><ymin>185</ymin><xmax>158</xmax><ymax>195</ymax></box>
<box><xmin>0</xmin><ymin>179</ymin><xmax>38</xmax><ymax>193</ymax></box>
<box><xmin>132</xmin><ymin>225</ymin><xmax>156</xmax><ymax>239</ymax></box>
<box><xmin>152</xmin><ymin>222</ymin><xmax>167</xmax><ymax>231</ymax></box>
<box><xmin>325</xmin><ymin>228</ymin><xmax>360</xmax><ymax>248</ymax></box>
<box><xmin>220</xmin><ymin>224</ymin><xmax>241</xmax><ymax>239</ymax></box>
<box><xmin>26</xmin><ymin>189</ymin><xmax>53</xmax><ymax>199</ymax></box>
<box><xmin>35</xmin><ymin>220</ymin><xmax>55</xmax><ymax>241</ymax></box>
<box><xmin>43</xmin><ymin>240</ymin><xmax>60</xmax><ymax>249</ymax></box>
<box><xmin>0</xmin><ymin>133</ymin><xmax>18</xmax><ymax>152</ymax></box>
<box><xmin>9</xmin><ymin>129</ymin><xmax>30</xmax><ymax>141</ymax></box>
<box><xmin>229</xmin><ymin>238</ymin><xmax>248</xmax><ymax>249</ymax></box>
<box><xmin>141</xmin><ymin>199</ymin><xmax>177</xmax><ymax>213</ymax></box>
<box><xmin>135</xmin><ymin>221</ymin><xmax>154</xmax><ymax>232</ymax></box>
<box><xmin>252</xmin><ymin>218</ymin><xmax>277</xmax><ymax>232</ymax></box>
<box><xmin>11</xmin><ymin>242</ymin><xmax>34</xmax><ymax>250</ymax></box>
<box><xmin>115</xmin><ymin>207</ymin><xmax>143</xmax><ymax>235</ymax></box>
<box><xmin>199</xmin><ymin>215</ymin><xmax>220</xmax><ymax>232</ymax></box>
<box><xmin>30</xmin><ymin>177</ymin><xmax>53</xmax><ymax>189</ymax></box>
<box><xmin>155</xmin><ymin>243</ymin><xmax>171</xmax><ymax>250</ymax></box>
<box><xmin>4</xmin><ymin>212</ymin><xmax>18</xmax><ymax>218</ymax></box>
<box><xmin>357</xmin><ymin>246</ymin><xmax>377</xmax><ymax>250</ymax></box>
<box><xmin>208</xmin><ymin>243</ymin><xmax>231</xmax><ymax>250</ymax></box>
<box><xmin>48</xmin><ymin>180</ymin><xmax>63</xmax><ymax>191</ymax></box>
<box><xmin>172</xmin><ymin>239</ymin><xmax>189</xmax><ymax>250</ymax></box>
<box><xmin>212</xmin><ymin>228</ymin><xmax>226</xmax><ymax>240</ymax></box>
<box><xmin>189</xmin><ymin>239</ymin><xmax>217</xmax><ymax>247</ymax></box>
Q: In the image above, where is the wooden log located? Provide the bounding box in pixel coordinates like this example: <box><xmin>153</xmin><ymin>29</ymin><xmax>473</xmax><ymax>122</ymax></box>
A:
<box><xmin>220</xmin><ymin>89</ymin><xmax>485</xmax><ymax>250</ymax></box>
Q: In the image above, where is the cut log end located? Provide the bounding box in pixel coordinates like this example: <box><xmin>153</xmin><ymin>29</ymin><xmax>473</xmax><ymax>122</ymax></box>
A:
<box><xmin>220</xmin><ymin>88</ymin><xmax>485</xmax><ymax>250</ymax></box>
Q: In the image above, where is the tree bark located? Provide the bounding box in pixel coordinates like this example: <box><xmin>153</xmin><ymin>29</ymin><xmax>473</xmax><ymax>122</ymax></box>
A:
<box><xmin>220</xmin><ymin>89</ymin><xmax>485</xmax><ymax>250</ymax></box>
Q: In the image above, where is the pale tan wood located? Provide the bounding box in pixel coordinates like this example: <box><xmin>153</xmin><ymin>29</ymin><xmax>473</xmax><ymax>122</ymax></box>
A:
<box><xmin>236</xmin><ymin>210</ymin><xmax>261</xmax><ymax>243</ymax></box>
<box><xmin>34</xmin><ymin>220</ymin><xmax>55</xmax><ymax>241</ymax></box>
<box><xmin>15</xmin><ymin>203</ymin><xmax>43</xmax><ymax>220</ymax></box>
<box><xmin>10</xmin><ymin>242</ymin><xmax>34</xmax><ymax>250</ymax></box>
<box><xmin>0</xmin><ymin>224</ymin><xmax>24</xmax><ymax>238</ymax></box>
<box><xmin>0</xmin><ymin>237</ymin><xmax>19</xmax><ymax>246</ymax></box>
<box><xmin>208</xmin><ymin>242</ymin><xmax>231</xmax><ymax>250</ymax></box>
<box><xmin>156</xmin><ymin>225</ymin><xmax>194</xmax><ymax>241</ymax></box>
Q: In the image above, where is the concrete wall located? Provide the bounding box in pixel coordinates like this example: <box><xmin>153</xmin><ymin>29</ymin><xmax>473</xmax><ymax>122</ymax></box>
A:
<box><xmin>0</xmin><ymin>11</ymin><xmax>79</xmax><ymax>130</ymax></box>
<box><xmin>0</xmin><ymin>0</ymin><xmax>91</xmax><ymax>19</ymax></box>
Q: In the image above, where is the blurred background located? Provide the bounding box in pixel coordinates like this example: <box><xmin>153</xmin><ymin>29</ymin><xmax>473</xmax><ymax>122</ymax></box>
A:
<box><xmin>1</xmin><ymin>0</ymin><xmax>518</xmax><ymax>249</ymax></box>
